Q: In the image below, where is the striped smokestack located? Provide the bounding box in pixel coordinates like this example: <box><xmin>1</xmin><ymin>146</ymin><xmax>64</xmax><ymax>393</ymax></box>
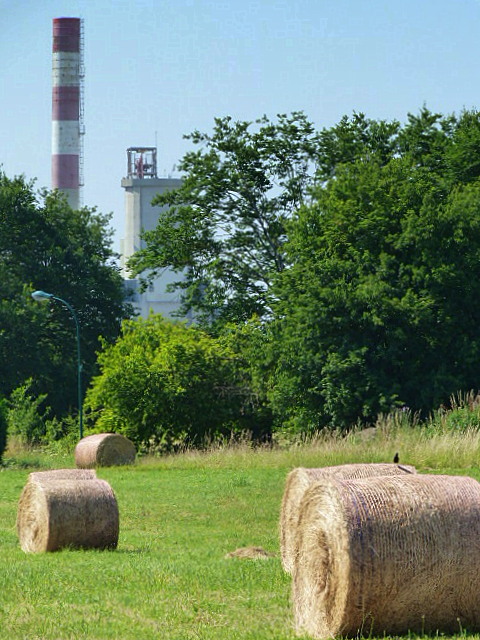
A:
<box><xmin>51</xmin><ymin>17</ymin><xmax>83</xmax><ymax>209</ymax></box>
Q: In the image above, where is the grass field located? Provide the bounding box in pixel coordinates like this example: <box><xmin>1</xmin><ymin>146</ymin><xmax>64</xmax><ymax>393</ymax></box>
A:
<box><xmin>2</xmin><ymin>424</ymin><xmax>480</xmax><ymax>639</ymax></box>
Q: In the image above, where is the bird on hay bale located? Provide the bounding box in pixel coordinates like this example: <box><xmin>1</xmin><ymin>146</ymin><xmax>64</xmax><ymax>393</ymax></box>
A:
<box><xmin>393</xmin><ymin>452</ymin><xmax>399</xmax><ymax>463</ymax></box>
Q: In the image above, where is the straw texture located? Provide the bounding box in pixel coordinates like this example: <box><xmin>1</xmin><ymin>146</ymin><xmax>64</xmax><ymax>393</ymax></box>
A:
<box><xmin>280</xmin><ymin>463</ymin><xmax>416</xmax><ymax>573</ymax></box>
<box><xmin>17</xmin><ymin>472</ymin><xmax>119</xmax><ymax>552</ymax></box>
<box><xmin>28</xmin><ymin>469</ymin><xmax>97</xmax><ymax>482</ymax></box>
<box><xmin>75</xmin><ymin>433</ymin><xmax>136</xmax><ymax>468</ymax></box>
<box><xmin>293</xmin><ymin>474</ymin><xmax>480</xmax><ymax>638</ymax></box>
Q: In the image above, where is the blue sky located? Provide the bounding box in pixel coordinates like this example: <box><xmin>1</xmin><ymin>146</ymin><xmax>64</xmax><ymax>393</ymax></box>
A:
<box><xmin>2</xmin><ymin>0</ymin><xmax>480</xmax><ymax>253</ymax></box>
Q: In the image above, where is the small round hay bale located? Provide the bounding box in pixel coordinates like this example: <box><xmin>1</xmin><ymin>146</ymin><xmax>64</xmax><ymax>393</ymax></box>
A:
<box><xmin>280</xmin><ymin>463</ymin><xmax>416</xmax><ymax>573</ymax></box>
<box><xmin>293</xmin><ymin>474</ymin><xmax>480</xmax><ymax>638</ymax></box>
<box><xmin>75</xmin><ymin>433</ymin><xmax>136</xmax><ymax>468</ymax></box>
<box><xmin>16</xmin><ymin>475</ymin><xmax>119</xmax><ymax>552</ymax></box>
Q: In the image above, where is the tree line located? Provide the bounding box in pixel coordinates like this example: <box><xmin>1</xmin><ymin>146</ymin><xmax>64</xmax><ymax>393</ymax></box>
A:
<box><xmin>0</xmin><ymin>176</ymin><xmax>132</xmax><ymax>454</ymax></box>
<box><xmin>3</xmin><ymin>106</ymin><xmax>480</xmax><ymax>456</ymax></box>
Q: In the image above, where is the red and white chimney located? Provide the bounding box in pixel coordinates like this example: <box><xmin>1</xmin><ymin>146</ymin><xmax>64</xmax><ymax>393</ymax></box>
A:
<box><xmin>51</xmin><ymin>17</ymin><xmax>83</xmax><ymax>209</ymax></box>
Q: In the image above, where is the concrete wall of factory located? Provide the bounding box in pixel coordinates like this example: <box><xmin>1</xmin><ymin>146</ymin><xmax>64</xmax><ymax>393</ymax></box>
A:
<box><xmin>121</xmin><ymin>176</ymin><xmax>185</xmax><ymax>319</ymax></box>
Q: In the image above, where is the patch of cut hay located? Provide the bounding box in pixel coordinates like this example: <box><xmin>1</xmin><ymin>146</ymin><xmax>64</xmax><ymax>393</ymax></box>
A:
<box><xmin>293</xmin><ymin>474</ymin><xmax>480</xmax><ymax>638</ymax></box>
<box><xmin>16</xmin><ymin>473</ymin><xmax>119</xmax><ymax>552</ymax></box>
<box><xmin>280</xmin><ymin>463</ymin><xmax>416</xmax><ymax>573</ymax></box>
<box><xmin>225</xmin><ymin>546</ymin><xmax>276</xmax><ymax>559</ymax></box>
<box><xmin>75</xmin><ymin>433</ymin><xmax>136</xmax><ymax>468</ymax></box>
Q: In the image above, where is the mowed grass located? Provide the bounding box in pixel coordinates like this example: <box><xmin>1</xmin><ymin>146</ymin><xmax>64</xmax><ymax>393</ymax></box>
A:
<box><xmin>2</xmin><ymin>425</ymin><xmax>480</xmax><ymax>639</ymax></box>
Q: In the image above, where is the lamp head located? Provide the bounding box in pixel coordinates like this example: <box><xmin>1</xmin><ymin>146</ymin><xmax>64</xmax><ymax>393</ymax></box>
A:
<box><xmin>32</xmin><ymin>290</ymin><xmax>54</xmax><ymax>302</ymax></box>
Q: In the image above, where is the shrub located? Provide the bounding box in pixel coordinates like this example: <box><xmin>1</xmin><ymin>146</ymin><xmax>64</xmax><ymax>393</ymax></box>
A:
<box><xmin>85</xmin><ymin>315</ymin><xmax>262</xmax><ymax>450</ymax></box>
<box><xmin>7</xmin><ymin>379</ymin><xmax>50</xmax><ymax>445</ymax></box>
<box><xmin>219</xmin><ymin>319</ymin><xmax>274</xmax><ymax>441</ymax></box>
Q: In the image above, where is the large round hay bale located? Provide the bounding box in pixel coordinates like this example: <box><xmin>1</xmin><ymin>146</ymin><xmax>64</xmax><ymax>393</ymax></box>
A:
<box><xmin>280</xmin><ymin>463</ymin><xmax>416</xmax><ymax>573</ymax></box>
<box><xmin>293</xmin><ymin>474</ymin><xmax>480</xmax><ymax>638</ymax></box>
<box><xmin>74</xmin><ymin>433</ymin><xmax>136</xmax><ymax>468</ymax></box>
<box><xmin>16</xmin><ymin>474</ymin><xmax>119</xmax><ymax>552</ymax></box>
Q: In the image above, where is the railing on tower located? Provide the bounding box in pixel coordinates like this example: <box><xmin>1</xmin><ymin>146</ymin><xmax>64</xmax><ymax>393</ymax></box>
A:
<box><xmin>126</xmin><ymin>147</ymin><xmax>158</xmax><ymax>179</ymax></box>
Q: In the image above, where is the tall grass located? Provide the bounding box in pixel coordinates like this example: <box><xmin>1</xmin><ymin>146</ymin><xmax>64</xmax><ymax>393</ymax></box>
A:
<box><xmin>138</xmin><ymin>397</ymin><xmax>480</xmax><ymax>473</ymax></box>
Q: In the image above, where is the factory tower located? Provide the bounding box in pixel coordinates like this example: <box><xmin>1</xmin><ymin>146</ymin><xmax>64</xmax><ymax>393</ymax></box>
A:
<box><xmin>51</xmin><ymin>17</ymin><xmax>84</xmax><ymax>209</ymax></box>
<box><xmin>121</xmin><ymin>147</ymin><xmax>185</xmax><ymax>319</ymax></box>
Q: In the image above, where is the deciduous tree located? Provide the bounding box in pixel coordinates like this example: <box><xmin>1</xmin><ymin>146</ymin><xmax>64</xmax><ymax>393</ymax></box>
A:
<box><xmin>0</xmin><ymin>173</ymin><xmax>132</xmax><ymax>420</ymax></box>
<box><xmin>127</xmin><ymin>112</ymin><xmax>319</xmax><ymax>330</ymax></box>
<box><xmin>270</xmin><ymin>108</ymin><xmax>480</xmax><ymax>431</ymax></box>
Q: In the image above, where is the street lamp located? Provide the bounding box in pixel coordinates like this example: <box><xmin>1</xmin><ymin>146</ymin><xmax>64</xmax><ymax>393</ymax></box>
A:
<box><xmin>31</xmin><ymin>290</ymin><xmax>83</xmax><ymax>439</ymax></box>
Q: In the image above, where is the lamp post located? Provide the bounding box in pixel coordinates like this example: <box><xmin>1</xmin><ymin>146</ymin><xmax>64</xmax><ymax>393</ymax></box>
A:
<box><xmin>32</xmin><ymin>290</ymin><xmax>83</xmax><ymax>439</ymax></box>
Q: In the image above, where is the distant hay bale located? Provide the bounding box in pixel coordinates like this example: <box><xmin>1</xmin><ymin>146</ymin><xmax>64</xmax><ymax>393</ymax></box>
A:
<box><xmin>280</xmin><ymin>463</ymin><xmax>416</xmax><ymax>573</ymax></box>
<box><xmin>16</xmin><ymin>473</ymin><xmax>119</xmax><ymax>552</ymax></box>
<box><xmin>75</xmin><ymin>433</ymin><xmax>136</xmax><ymax>468</ymax></box>
<box><xmin>293</xmin><ymin>474</ymin><xmax>480</xmax><ymax>638</ymax></box>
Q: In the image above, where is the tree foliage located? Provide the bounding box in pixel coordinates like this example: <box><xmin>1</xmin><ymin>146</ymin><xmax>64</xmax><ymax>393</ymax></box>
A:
<box><xmin>0</xmin><ymin>397</ymin><xmax>6</xmax><ymax>463</ymax></box>
<box><xmin>84</xmin><ymin>315</ymin><xmax>267</xmax><ymax>449</ymax></box>
<box><xmin>268</xmin><ymin>108</ymin><xmax>480</xmax><ymax>432</ymax></box>
<box><xmin>0</xmin><ymin>173</ymin><xmax>132</xmax><ymax>418</ymax></box>
<box><xmin>127</xmin><ymin>112</ymin><xmax>319</xmax><ymax>330</ymax></box>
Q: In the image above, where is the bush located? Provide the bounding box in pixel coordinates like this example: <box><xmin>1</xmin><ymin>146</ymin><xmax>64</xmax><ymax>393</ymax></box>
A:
<box><xmin>85</xmin><ymin>315</ymin><xmax>264</xmax><ymax>450</ymax></box>
<box><xmin>219</xmin><ymin>319</ymin><xmax>274</xmax><ymax>441</ymax></box>
<box><xmin>431</xmin><ymin>391</ymin><xmax>480</xmax><ymax>432</ymax></box>
<box><xmin>7</xmin><ymin>379</ymin><xmax>50</xmax><ymax>445</ymax></box>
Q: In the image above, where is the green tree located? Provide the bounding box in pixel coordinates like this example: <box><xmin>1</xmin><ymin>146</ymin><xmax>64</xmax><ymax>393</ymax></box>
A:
<box><xmin>85</xmin><ymin>315</ymin><xmax>266</xmax><ymax>449</ymax></box>
<box><xmin>315</xmin><ymin>111</ymin><xmax>401</xmax><ymax>180</ymax></box>
<box><xmin>0</xmin><ymin>173</ymin><xmax>132</xmax><ymax>419</ymax></box>
<box><xmin>270</xmin><ymin>108</ymin><xmax>480</xmax><ymax>432</ymax></box>
<box><xmin>127</xmin><ymin>112</ymin><xmax>319</xmax><ymax>330</ymax></box>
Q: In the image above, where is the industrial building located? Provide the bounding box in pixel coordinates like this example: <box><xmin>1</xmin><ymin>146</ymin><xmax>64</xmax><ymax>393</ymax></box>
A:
<box><xmin>51</xmin><ymin>18</ymin><xmax>184</xmax><ymax>319</ymax></box>
<box><xmin>51</xmin><ymin>17</ymin><xmax>84</xmax><ymax>210</ymax></box>
<box><xmin>120</xmin><ymin>147</ymin><xmax>184</xmax><ymax>319</ymax></box>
